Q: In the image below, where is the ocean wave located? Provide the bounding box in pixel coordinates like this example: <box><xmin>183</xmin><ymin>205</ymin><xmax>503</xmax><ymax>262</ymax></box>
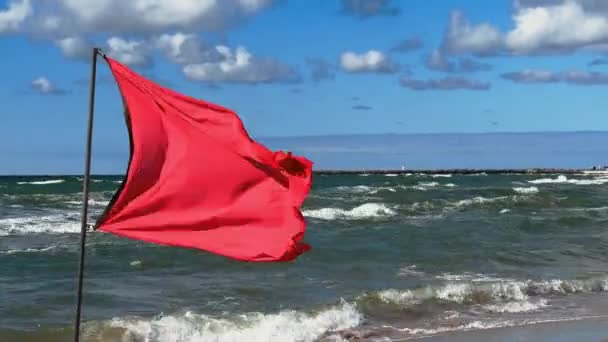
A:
<box><xmin>483</xmin><ymin>299</ymin><xmax>548</xmax><ymax>313</ymax></box>
<box><xmin>455</xmin><ymin>196</ymin><xmax>510</xmax><ymax>208</ymax></box>
<box><xmin>303</xmin><ymin>203</ymin><xmax>397</xmax><ymax>220</ymax></box>
<box><xmin>16</xmin><ymin>179</ymin><xmax>65</xmax><ymax>185</ymax></box>
<box><xmin>363</xmin><ymin>275</ymin><xmax>608</xmax><ymax>310</ymax></box>
<box><xmin>431</xmin><ymin>174</ymin><xmax>452</xmax><ymax>178</ymax></box>
<box><xmin>1</xmin><ymin>245</ymin><xmax>57</xmax><ymax>255</ymax></box>
<box><xmin>92</xmin><ymin>302</ymin><xmax>362</xmax><ymax>342</ymax></box>
<box><xmin>384</xmin><ymin>174</ymin><xmax>398</xmax><ymax>177</ymax></box>
<box><xmin>65</xmin><ymin>199</ymin><xmax>110</xmax><ymax>207</ymax></box>
<box><xmin>332</xmin><ymin>185</ymin><xmax>396</xmax><ymax>194</ymax></box>
<box><xmin>0</xmin><ymin>214</ymin><xmax>81</xmax><ymax>235</ymax></box>
<box><xmin>528</xmin><ymin>175</ymin><xmax>608</xmax><ymax>185</ymax></box>
<box><xmin>398</xmin><ymin>265</ymin><xmax>426</xmax><ymax>277</ymax></box>
<box><xmin>513</xmin><ymin>186</ymin><xmax>539</xmax><ymax>194</ymax></box>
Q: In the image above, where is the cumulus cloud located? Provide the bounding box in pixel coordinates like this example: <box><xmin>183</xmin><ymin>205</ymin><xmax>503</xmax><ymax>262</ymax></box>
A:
<box><xmin>105</xmin><ymin>37</ymin><xmax>152</xmax><ymax>67</ymax></box>
<box><xmin>340</xmin><ymin>50</ymin><xmax>399</xmax><ymax>73</ymax></box>
<box><xmin>31</xmin><ymin>77</ymin><xmax>68</xmax><ymax>95</ymax></box>
<box><xmin>442</xmin><ymin>1</ymin><xmax>608</xmax><ymax>56</ymax></box>
<box><xmin>182</xmin><ymin>46</ymin><xmax>299</xmax><ymax>84</ymax></box>
<box><xmin>501</xmin><ymin>69</ymin><xmax>608</xmax><ymax>85</ymax></box>
<box><xmin>506</xmin><ymin>0</ymin><xmax>608</xmax><ymax>54</ymax></box>
<box><xmin>400</xmin><ymin>76</ymin><xmax>491</xmax><ymax>91</ymax></box>
<box><xmin>425</xmin><ymin>50</ymin><xmax>492</xmax><ymax>73</ymax></box>
<box><xmin>0</xmin><ymin>0</ymin><xmax>31</xmax><ymax>33</ymax></box>
<box><xmin>55</xmin><ymin>36</ymin><xmax>92</xmax><ymax>60</ymax></box>
<box><xmin>306</xmin><ymin>58</ymin><xmax>335</xmax><ymax>82</ymax></box>
<box><xmin>390</xmin><ymin>37</ymin><xmax>423</xmax><ymax>53</ymax></box>
<box><xmin>441</xmin><ymin>10</ymin><xmax>502</xmax><ymax>56</ymax></box>
<box><xmin>155</xmin><ymin>32</ymin><xmax>221</xmax><ymax>65</ymax></box>
<box><xmin>340</xmin><ymin>0</ymin><xmax>400</xmax><ymax>18</ymax></box>
<box><xmin>6</xmin><ymin>0</ymin><xmax>275</xmax><ymax>36</ymax></box>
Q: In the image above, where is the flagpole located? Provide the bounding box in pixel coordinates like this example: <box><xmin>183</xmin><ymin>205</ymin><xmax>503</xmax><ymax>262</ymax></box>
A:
<box><xmin>73</xmin><ymin>47</ymin><xmax>99</xmax><ymax>342</ymax></box>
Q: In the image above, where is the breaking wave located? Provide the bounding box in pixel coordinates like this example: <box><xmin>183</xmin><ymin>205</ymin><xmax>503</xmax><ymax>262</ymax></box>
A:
<box><xmin>362</xmin><ymin>275</ymin><xmax>608</xmax><ymax>312</ymax></box>
<box><xmin>16</xmin><ymin>179</ymin><xmax>65</xmax><ymax>185</ymax></box>
<box><xmin>455</xmin><ymin>196</ymin><xmax>511</xmax><ymax>208</ymax></box>
<box><xmin>0</xmin><ymin>214</ymin><xmax>81</xmax><ymax>235</ymax></box>
<box><xmin>513</xmin><ymin>186</ymin><xmax>539</xmax><ymax>194</ymax></box>
<box><xmin>65</xmin><ymin>199</ymin><xmax>110</xmax><ymax>207</ymax></box>
<box><xmin>1</xmin><ymin>245</ymin><xmax>58</xmax><ymax>255</ymax></box>
<box><xmin>89</xmin><ymin>302</ymin><xmax>362</xmax><ymax>342</ymax></box>
<box><xmin>303</xmin><ymin>203</ymin><xmax>396</xmax><ymax>220</ymax></box>
<box><xmin>528</xmin><ymin>175</ymin><xmax>608</xmax><ymax>185</ymax></box>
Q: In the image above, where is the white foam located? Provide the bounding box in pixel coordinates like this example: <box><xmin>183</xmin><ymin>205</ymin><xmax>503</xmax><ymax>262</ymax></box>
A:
<box><xmin>384</xmin><ymin>174</ymin><xmax>398</xmax><ymax>177</ymax></box>
<box><xmin>397</xmin><ymin>265</ymin><xmax>425</xmax><ymax>278</ymax></box>
<box><xmin>130</xmin><ymin>260</ymin><xmax>142</xmax><ymax>267</ymax></box>
<box><xmin>499</xmin><ymin>209</ymin><xmax>510</xmax><ymax>214</ymax></box>
<box><xmin>484</xmin><ymin>299</ymin><xmax>548</xmax><ymax>313</ymax></box>
<box><xmin>374</xmin><ymin>276</ymin><xmax>608</xmax><ymax>309</ymax></box>
<box><xmin>455</xmin><ymin>196</ymin><xmax>509</xmax><ymax>207</ymax></box>
<box><xmin>444</xmin><ymin>183</ymin><xmax>457</xmax><ymax>187</ymax></box>
<box><xmin>528</xmin><ymin>175</ymin><xmax>608</xmax><ymax>185</ymax></box>
<box><xmin>431</xmin><ymin>174</ymin><xmax>452</xmax><ymax>178</ymax></box>
<box><xmin>513</xmin><ymin>186</ymin><xmax>539</xmax><ymax>194</ymax></box>
<box><xmin>0</xmin><ymin>214</ymin><xmax>81</xmax><ymax>235</ymax></box>
<box><xmin>303</xmin><ymin>203</ymin><xmax>397</xmax><ymax>220</ymax></box>
<box><xmin>65</xmin><ymin>199</ymin><xmax>110</xmax><ymax>207</ymax></box>
<box><xmin>418</xmin><ymin>182</ymin><xmax>439</xmax><ymax>187</ymax></box>
<box><xmin>17</xmin><ymin>179</ymin><xmax>65</xmax><ymax>185</ymax></box>
<box><xmin>1</xmin><ymin>245</ymin><xmax>57</xmax><ymax>255</ymax></box>
<box><xmin>377</xmin><ymin>289</ymin><xmax>417</xmax><ymax>305</ymax></box>
<box><xmin>106</xmin><ymin>302</ymin><xmax>362</xmax><ymax>342</ymax></box>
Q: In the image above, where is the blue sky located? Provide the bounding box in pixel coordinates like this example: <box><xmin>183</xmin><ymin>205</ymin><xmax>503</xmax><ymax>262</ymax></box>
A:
<box><xmin>2</xmin><ymin>0</ymin><xmax>608</xmax><ymax>173</ymax></box>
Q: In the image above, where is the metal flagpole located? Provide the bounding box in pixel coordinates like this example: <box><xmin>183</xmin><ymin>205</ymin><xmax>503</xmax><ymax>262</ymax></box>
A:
<box><xmin>73</xmin><ymin>47</ymin><xmax>99</xmax><ymax>342</ymax></box>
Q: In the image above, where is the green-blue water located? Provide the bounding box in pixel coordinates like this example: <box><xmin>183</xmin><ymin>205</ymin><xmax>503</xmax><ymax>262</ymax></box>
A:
<box><xmin>2</xmin><ymin>172</ymin><xmax>608</xmax><ymax>341</ymax></box>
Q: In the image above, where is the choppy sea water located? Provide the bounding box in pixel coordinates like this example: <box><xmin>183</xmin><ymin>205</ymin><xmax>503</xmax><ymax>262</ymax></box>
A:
<box><xmin>2</xmin><ymin>173</ymin><xmax>608</xmax><ymax>341</ymax></box>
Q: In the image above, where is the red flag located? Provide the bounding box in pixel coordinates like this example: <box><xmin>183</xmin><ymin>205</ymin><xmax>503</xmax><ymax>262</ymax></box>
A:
<box><xmin>96</xmin><ymin>57</ymin><xmax>313</xmax><ymax>262</ymax></box>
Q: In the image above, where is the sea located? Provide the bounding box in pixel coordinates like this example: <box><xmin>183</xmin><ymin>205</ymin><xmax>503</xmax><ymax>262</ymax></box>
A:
<box><xmin>3</xmin><ymin>171</ymin><xmax>608</xmax><ymax>341</ymax></box>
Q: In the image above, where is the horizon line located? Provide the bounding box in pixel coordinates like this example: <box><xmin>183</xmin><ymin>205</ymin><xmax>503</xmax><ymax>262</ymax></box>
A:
<box><xmin>258</xmin><ymin>129</ymin><xmax>608</xmax><ymax>140</ymax></box>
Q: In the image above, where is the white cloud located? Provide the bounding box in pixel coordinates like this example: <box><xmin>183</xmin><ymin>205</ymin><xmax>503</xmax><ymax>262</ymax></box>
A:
<box><xmin>441</xmin><ymin>10</ymin><xmax>502</xmax><ymax>55</ymax></box>
<box><xmin>31</xmin><ymin>77</ymin><xmax>67</xmax><ymax>95</ymax></box>
<box><xmin>442</xmin><ymin>1</ymin><xmax>608</xmax><ymax>56</ymax></box>
<box><xmin>0</xmin><ymin>0</ymin><xmax>31</xmax><ymax>33</ymax></box>
<box><xmin>182</xmin><ymin>46</ymin><xmax>299</xmax><ymax>84</ymax></box>
<box><xmin>502</xmin><ymin>69</ymin><xmax>608</xmax><ymax>85</ymax></box>
<box><xmin>339</xmin><ymin>50</ymin><xmax>399</xmax><ymax>73</ymax></box>
<box><xmin>55</xmin><ymin>36</ymin><xmax>92</xmax><ymax>59</ymax></box>
<box><xmin>155</xmin><ymin>32</ymin><xmax>219</xmax><ymax>65</ymax></box>
<box><xmin>506</xmin><ymin>0</ymin><xmax>608</xmax><ymax>54</ymax></box>
<box><xmin>18</xmin><ymin>0</ymin><xmax>274</xmax><ymax>35</ymax></box>
<box><xmin>106</xmin><ymin>37</ymin><xmax>151</xmax><ymax>67</ymax></box>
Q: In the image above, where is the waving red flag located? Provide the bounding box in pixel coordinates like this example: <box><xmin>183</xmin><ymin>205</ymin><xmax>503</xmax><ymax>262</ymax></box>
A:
<box><xmin>96</xmin><ymin>56</ymin><xmax>313</xmax><ymax>262</ymax></box>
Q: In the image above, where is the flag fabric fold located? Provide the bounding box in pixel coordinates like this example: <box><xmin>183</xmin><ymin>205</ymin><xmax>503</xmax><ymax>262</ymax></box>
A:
<box><xmin>96</xmin><ymin>56</ymin><xmax>313</xmax><ymax>262</ymax></box>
